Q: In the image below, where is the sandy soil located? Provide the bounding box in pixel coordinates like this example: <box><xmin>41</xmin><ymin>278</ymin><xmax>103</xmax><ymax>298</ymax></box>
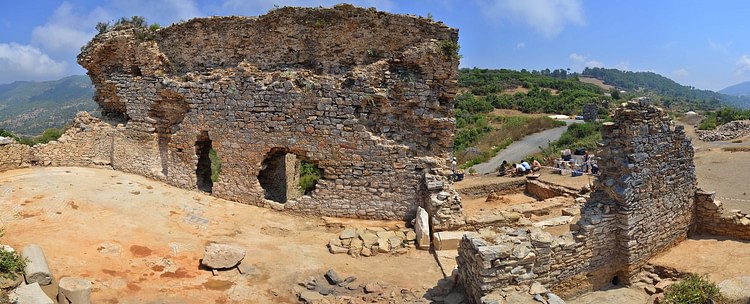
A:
<box><xmin>649</xmin><ymin>236</ymin><xmax>750</xmax><ymax>283</ymax></box>
<box><xmin>0</xmin><ymin>167</ymin><xmax>444</xmax><ymax>303</ymax></box>
<box><xmin>682</xmin><ymin>122</ymin><xmax>750</xmax><ymax>212</ymax></box>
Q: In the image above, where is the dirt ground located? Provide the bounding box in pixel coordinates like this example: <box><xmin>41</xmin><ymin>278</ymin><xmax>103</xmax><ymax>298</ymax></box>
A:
<box><xmin>649</xmin><ymin>236</ymin><xmax>750</xmax><ymax>283</ymax></box>
<box><xmin>0</xmin><ymin>167</ymin><xmax>444</xmax><ymax>303</ymax></box>
<box><xmin>681</xmin><ymin>121</ymin><xmax>750</xmax><ymax>213</ymax></box>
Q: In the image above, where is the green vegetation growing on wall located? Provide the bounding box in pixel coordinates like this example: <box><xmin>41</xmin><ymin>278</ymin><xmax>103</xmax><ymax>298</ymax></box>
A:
<box><xmin>299</xmin><ymin>160</ymin><xmax>322</xmax><ymax>195</ymax></box>
<box><xmin>209</xmin><ymin>149</ymin><xmax>222</xmax><ymax>182</ymax></box>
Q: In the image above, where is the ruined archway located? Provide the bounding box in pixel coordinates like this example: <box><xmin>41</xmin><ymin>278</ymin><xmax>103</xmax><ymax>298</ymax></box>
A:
<box><xmin>257</xmin><ymin>148</ymin><xmax>322</xmax><ymax>204</ymax></box>
<box><xmin>195</xmin><ymin>131</ymin><xmax>213</xmax><ymax>193</ymax></box>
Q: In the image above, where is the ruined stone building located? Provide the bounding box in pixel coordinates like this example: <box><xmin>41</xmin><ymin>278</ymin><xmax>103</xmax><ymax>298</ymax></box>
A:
<box><xmin>0</xmin><ymin>5</ymin><xmax>463</xmax><ymax>225</ymax></box>
<box><xmin>457</xmin><ymin>99</ymin><xmax>750</xmax><ymax>303</ymax></box>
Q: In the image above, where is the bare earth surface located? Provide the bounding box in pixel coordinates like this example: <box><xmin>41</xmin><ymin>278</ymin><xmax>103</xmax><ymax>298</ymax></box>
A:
<box><xmin>0</xmin><ymin>167</ymin><xmax>444</xmax><ymax>303</ymax></box>
<box><xmin>681</xmin><ymin>122</ymin><xmax>750</xmax><ymax>213</ymax></box>
<box><xmin>649</xmin><ymin>236</ymin><xmax>750</xmax><ymax>283</ymax></box>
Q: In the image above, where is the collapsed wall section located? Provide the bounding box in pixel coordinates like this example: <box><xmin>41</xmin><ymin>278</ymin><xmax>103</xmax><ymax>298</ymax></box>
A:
<box><xmin>458</xmin><ymin>99</ymin><xmax>698</xmax><ymax>302</ymax></box>
<box><xmin>75</xmin><ymin>4</ymin><xmax>460</xmax><ymax>221</ymax></box>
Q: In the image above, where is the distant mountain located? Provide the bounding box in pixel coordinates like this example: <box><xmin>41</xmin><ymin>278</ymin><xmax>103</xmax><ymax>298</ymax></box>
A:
<box><xmin>582</xmin><ymin>67</ymin><xmax>750</xmax><ymax>109</ymax></box>
<box><xmin>0</xmin><ymin>75</ymin><xmax>98</xmax><ymax>136</ymax></box>
<box><xmin>719</xmin><ymin>81</ymin><xmax>750</xmax><ymax>97</ymax></box>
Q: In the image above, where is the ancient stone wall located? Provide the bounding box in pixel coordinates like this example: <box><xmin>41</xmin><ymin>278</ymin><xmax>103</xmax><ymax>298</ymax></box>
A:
<box><xmin>0</xmin><ymin>142</ymin><xmax>33</xmax><ymax>172</ymax></box>
<box><xmin>695</xmin><ymin>189</ymin><xmax>750</xmax><ymax>240</ymax></box>
<box><xmin>74</xmin><ymin>4</ymin><xmax>460</xmax><ymax>221</ymax></box>
<box><xmin>458</xmin><ymin>99</ymin><xmax>697</xmax><ymax>302</ymax></box>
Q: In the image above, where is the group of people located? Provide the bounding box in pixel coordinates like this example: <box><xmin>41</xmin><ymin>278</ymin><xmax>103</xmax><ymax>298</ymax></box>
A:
<box><xmin>498</xmin><ymin>159</ymin><xmax>541</xmax><ymax>176</ymax></box>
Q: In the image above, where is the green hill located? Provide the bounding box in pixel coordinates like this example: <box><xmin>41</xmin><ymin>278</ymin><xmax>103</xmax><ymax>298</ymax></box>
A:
<box><xmin>719</xmin><ymin>81</ymin><xmax>750</xmax><ymax>97</ymax></box>
<box><xmin>0</xmin><ymin>75</ymin><xmax>97</xmax><ymax>136</ymax></box>
<box><xmin>582</xmin><ymin>67</ymin><xmax>750</xmax><ymax>109</ymax></box>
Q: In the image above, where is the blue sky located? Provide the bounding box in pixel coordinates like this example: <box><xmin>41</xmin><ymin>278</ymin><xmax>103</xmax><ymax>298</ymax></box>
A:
<box><xmin>2</xmin><ymin>0</ymin><xmax>750</xmax><ymax>91</ymax></box>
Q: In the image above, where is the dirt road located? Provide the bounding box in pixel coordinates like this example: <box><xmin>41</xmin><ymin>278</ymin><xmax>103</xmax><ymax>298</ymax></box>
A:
<box><xmin>0</xmin><ymin>167</ymin><xmax>444</xmax><ymax>303</ymax></box>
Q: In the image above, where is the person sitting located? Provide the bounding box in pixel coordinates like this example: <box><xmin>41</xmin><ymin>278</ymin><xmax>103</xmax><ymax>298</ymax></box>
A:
<box><xmin>532</xmin><ymin>159</ymin><xmax>541</xmax><ymax>172</ymax></box>
<box><xmin>498</xmin><ymin>160</ymin><xmax>508</xmax><ymax>176</ymax></box>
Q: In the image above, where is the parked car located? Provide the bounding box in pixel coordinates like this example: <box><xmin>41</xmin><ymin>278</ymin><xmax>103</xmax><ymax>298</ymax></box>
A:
<box><xmin>575</xmin><ymin>115</ymin><xmax>584</xmax><ymax>120</ymax></box>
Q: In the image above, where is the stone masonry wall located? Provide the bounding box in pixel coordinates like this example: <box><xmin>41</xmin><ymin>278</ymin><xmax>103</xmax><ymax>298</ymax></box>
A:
<box><xmin>695</xmin><ymin>189</ymin><xmax>750</xmax><ymax>240</ymax></box>
<box><xmin>457</xmin><ymin>99</ymin><xmax>697</xmax><ymax>302</ymax></box>
<box><xmin>73</xmin><ymin>4</ymin><xmax>460</xmax><ymax>221</ymax></box>
<box><xmin>597</xmin><ymin>98</ymin><xmax>696</xmax><ymax>274</ymax></box>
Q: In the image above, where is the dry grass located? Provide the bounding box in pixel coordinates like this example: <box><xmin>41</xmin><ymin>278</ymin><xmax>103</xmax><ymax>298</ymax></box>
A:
<box><xmin>579</xmin><ymin>77</ymin><xmax>614</xmax><ymax>90</ymax></box>
<box><xmin>722</xmin><ymin>146</ymin><xmax>750</xmax><ymax>152</ymax></box>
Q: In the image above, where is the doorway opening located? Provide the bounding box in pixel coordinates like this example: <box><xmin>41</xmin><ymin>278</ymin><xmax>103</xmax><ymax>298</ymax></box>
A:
<box><xmin>258</xmin><ymin>148</ymin><xmax>322</xmax><ymax>203</ymax></box>
<box><xmin>196</xmin><ymin>131</ymin><xmax>213</xmax><ymax>193</ymax></box>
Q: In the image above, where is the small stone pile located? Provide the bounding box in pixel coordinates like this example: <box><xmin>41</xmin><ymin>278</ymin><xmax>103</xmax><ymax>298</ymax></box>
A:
<box><xmin>328</xmin><ymin>226</ymin><xmax>417</xmax><ymax>257</ymax></box>
<box><xmin>697</xmin><ymin>120</ymin><xmax>750</xmax><ymax>142</ymax></box>
<box><xmin>630</xmin><ymin>265</ymin><xmax>679</xmax><ymax>304</ymax></box>
<box><xmin>480</xmin><ymin>281</ymin><xmax>566</xmax><ymax>304</ymax></box>
<box><xmin>294</xmin><ymin>269</ymin><xmax>424</xmax><ymax>303</ymax></box>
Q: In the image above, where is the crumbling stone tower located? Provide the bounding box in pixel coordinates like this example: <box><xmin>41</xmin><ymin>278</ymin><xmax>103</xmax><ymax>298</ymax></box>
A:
<box><xmin>76</xmin><ymin>5</ymin><xmax>460</xmax><ymax>221</ymax></box>
<box><xmin>457</xmin><ymin>99</ymin><xmax>697</xmax><ymax>302</ymax></box>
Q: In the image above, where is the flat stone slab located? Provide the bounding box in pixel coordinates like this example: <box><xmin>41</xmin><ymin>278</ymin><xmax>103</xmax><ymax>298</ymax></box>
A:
<box><xmin>532</xmin><ymin>216</ymin><xmax>574</xmax><ymax>228</ymax></box>
<box><xmin>433</xmin><ymin>231</ymin><xmax>468</xmax><ymax>251</ymax></box>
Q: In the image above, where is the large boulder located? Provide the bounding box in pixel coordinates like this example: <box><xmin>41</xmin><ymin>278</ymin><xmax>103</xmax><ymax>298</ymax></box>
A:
<box><xmin>201</xmin><ymin>243</ymin><xmax>246</xmax><ymax>269</ymax></box>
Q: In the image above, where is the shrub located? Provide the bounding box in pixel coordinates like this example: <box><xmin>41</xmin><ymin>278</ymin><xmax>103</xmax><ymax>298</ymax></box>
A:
<box><xmin>299</xmin><ymin>160</ymin><xmax>321</xmax><ymax>195</ymax></box>
<box><xmin>0</xmin><ymin>229</ymin><xmax>26</xmax><ymax>280</ymax></box>
<box><xmin>663</xmin><ymin>273</ymin><xmax>724</xmax><ymax>304</ymax></box>
<box><xmin>209</xmin><ymin>149</ymin><xmax>222</xmax><ymax>182</ymax></box>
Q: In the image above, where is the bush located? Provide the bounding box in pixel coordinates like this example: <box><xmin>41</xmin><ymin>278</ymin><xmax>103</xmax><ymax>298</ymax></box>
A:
<box><xmin>299</xmin><ymin>161</ymin><xmax>321</xmax><ymax>195</ymax></box>
<box><xmin>663</xmin><ymin>273</ymin><xmax>724</xmax><ymax>304</ymax></box>
<box><xmin>0</xmin><ymin>229</ymin><xmax>26</xmax><ymax>280</ymax></box>
<box><xmin>209</xmin><ymin>149</ymin><xmax>221</xmax><ymax>182</ymax></box>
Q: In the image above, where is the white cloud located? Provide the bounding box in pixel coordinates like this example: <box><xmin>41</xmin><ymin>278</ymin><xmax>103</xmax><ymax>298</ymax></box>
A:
<box><xmin>614</xmin><ymin>61</ymin><xmax>630</xmax><ymax>71</ymax></box>
<box><xmin>736</xmin><ymin>55</ymin><xmax>750</xmax><ymax>75</ymax></box>
<box><xmin>569</xmin><ymin>53</ymin><xmax>585</xmax><ymax>62</ymax></box>
<box><xmin>31</xmin><ymin>3</ymin><xmax>107</xmax><ymax>54</ymax></box>
<box><xmin>672</xmin><ymin>68</ymin><xmax>689</xmax><ymax>77</ymax></box>
<box><xmin>516</xmin><ymin>42</ymin><xmax>525</xmax><ymax>49</ymax></box>
<box><xmin>0</xmin><ymin>43</ymin><xmax>67</xmax><ymax>83</ymax></box>
<box><xmin>708</xmin><ymin>40</ymin><xmax>732</xmax><ymax>53</ymax></box>
<box><xmin>477</xmin><ymin>0</ymin><xmax>584</xmax><ymax>37</ymax></box>
<box><xmin>569</xmin><ymin>53</ymin><xmax>605</xmax><ymax>68</ymax></box>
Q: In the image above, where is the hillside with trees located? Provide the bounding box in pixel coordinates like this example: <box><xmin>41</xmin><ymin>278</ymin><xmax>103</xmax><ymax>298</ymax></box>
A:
<box><xmin>0</xmin><ymin>75</ymin><xmax>97</xmax><ymax>136</ymax></box>
<box><xmin>458</xmin><ymin>68</ymin><xmax>609</xmax><ymax>115</ymax></box>
<box><xmin>582</xmin><ymin>67</ymin><xmax>750</xmax><ymax>109</ymax></box>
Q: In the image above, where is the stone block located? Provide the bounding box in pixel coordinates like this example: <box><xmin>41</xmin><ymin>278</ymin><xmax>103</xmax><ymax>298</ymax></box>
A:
<box><xmin>433</xmin><ymin>231</ymin><xmax>467</xmax><ymax>251</ymax></box>
<box><xmin>21</xmin><ymin>244</ymin><xmax>52</xmax><ymax>285</ymax></box>
<box><xmin>414</xmin><ymin>206</ymin><xmax>430</xmax><ymax>250</ymax></box>
<box><xmin>12</xmin><ymin>282</ymin><xmax>54</xmax><ymax>304</ymax></box>
<box><xmin>57</xmin><ymin>277</ymin><xmax>92</xmax><ymax>304</ymax></box>
<box><xmin>201</xmin><ymin>243</ymin><xmax>246</xmax><ymax>269</ymax></box>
